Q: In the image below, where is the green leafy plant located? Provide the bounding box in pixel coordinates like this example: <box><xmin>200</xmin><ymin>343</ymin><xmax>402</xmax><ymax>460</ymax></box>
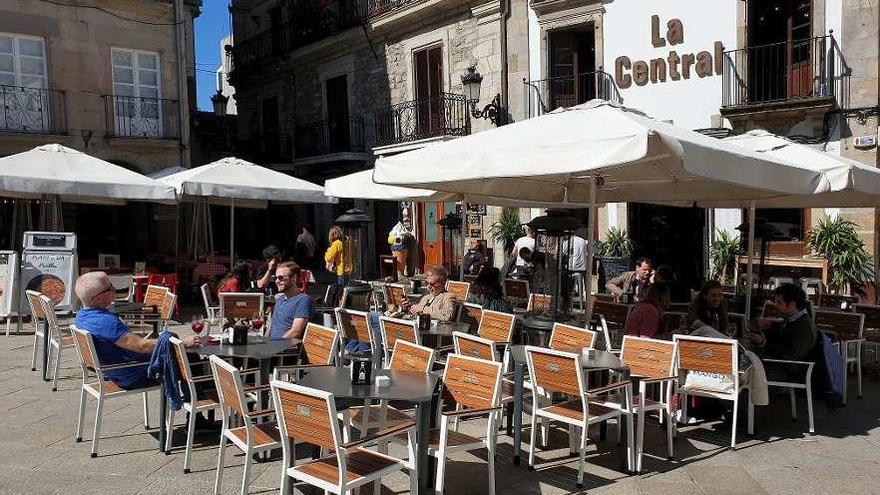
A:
<box><xmin>600</xmin><ymin>227</ymin><xmax>633</xmax><ymax>258</ymax></box>
<box><xmin>489</xmin><ymin>207</ymin><xmax>524</xmax><ymax>257</ymax></box>
<box><xmin>806</xmin><ymin>216</ymin><xmax>875</xmax><ymax>294</ymax></box>
<box><xmin>709</xmin><ymin>229</ymin><xmax>742</xmax><ymax>284</ymax></box>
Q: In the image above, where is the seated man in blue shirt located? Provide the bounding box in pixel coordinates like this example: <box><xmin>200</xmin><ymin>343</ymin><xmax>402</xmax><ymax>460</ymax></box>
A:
<box><xmin>269</xmin><ymin>262</ymin><xmax>314</xmax><ymax>340</ymax></box>
<box><xmin>74</xmin><ymin>271</ymin><xmax>199</xmax><ymax>390</ymax></box>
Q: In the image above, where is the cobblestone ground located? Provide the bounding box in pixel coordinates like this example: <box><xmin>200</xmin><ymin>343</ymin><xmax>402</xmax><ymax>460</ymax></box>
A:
<box><xmin>2</xmin><ymin>323</ymin><xmax>878</xmax><ymax>495</ymax></box>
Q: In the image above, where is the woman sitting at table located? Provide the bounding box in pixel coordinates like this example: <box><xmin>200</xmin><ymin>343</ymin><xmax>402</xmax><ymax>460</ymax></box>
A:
<box><xmin>624</xmin><ymin>282</ymin><xmax>670</xmax><ymax>338</ymax></box>
<box><xmin>216</xmin><ymin>261</ymin><xmax>251</xmax><ymax>295</ymax></box>
<box><xmin>406</xmin><ymin>265</ymin><xmax>455</xmax><ymax>322</ymax></box>
<box><xmin>687</xmin><ymin>280</ymin><xmax>731</xmax><ymax>336</ymax></box>
<box><xmin>467</xmin><ymin>264</ymin><xmax>510</xmax><ymax>312</ymax></box>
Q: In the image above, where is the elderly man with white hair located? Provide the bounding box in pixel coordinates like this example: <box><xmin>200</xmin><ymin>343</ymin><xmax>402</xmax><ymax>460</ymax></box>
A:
<box><xmin>73</xmin><ymin>271</ymin><xmax>199</xmax><ymax>390</ymax></box>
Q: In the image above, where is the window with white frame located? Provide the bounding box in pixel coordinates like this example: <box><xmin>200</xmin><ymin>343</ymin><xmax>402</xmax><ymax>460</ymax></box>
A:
<box><xmin>111</xmin><ymin>48</ymin><xmax>163</xmax><ymax>138</ymax></box>
<box><xmin>0</xmin><ymin>33</ymin><xmax>50</xmax><ymax>132</ymax></box>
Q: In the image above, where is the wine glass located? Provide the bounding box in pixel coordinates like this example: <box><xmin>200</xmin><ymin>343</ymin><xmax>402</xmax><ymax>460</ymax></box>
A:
<box><xmin>251</xmin><ymin>311</ymin><xmax>265</xmax><ymax>333</ymax></box>
<box><xmin>191</xmin><ymin>314</ymin><xmax>205</xmax><ymax>335</ymax></box>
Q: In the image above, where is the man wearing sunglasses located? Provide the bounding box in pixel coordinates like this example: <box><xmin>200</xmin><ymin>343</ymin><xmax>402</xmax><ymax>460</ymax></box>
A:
<box><xmin>269</xmin><ymin>262</ymin><xmax>314</xmax><ymax>339</ymax></box>
<box><xmin>406</xmin><ymin>265</ymin><xmax>455</xmax><ymax>322</ymax></box>
<box><xmin>74</xmin><ymin>272</ymin><xmax>199</xmax><ymax>390</ymax></box>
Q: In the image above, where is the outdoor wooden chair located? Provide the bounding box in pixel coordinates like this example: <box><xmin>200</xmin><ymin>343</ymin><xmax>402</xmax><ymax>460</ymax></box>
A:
<box><xmin>594</xmin><ymin>300</ymin><xmax>632</xmax><ymax>352</ymax></box>
<box><xmin>335</xmin><ymin>308</ymin><xmax>375</xmax><ymax>360</ymax></box>
<box><xmin>108</xmin><ymin>274</ymin><xmax>135</xmax><ymax>302</ymax></box>
<box><xmin>763</xmin><ymin>355</ymin><xmax>816</xmax><ymax>434</ymax></box>
<box><xmin>26</xmin><ymin>289</ymin><xmax>47</xmax><ymax>371</ymax></box>
<box><xmin>673</xmin><ymin>334</ymin><xmax>753</xmax><ymax>448</ymax></box>
<box><xmin>218</xmin><ymin>292</ymin><xmax>264</xmax><ymax>321</ymax></box>
<box><xmin>271</xmin><ymin>379</ymin><xmax>417</xmax><ymax>495</ymax></box>
<box><xmin>200</xmin><ymin>283</ymin><xmax>221</xmax><ymax>332</ymax></box>
<box><xmin>120</xmin><ymin>285</ymin><xmax>169</xmax><ymax>335</ymax></box>
<box><xmin>446</xmin><ymin>280</ymin><xmax>471</xmax><ymax>302</ymax></box>
<box><xmin>71</xmin><ymin>325</ymin><xmax>159</xmax><ymax>457</ymax></box>
<box><xmin>549</xmin><ymin>322</ymin><xmax>597</xmax><ymax>352</ymax></box>
<box><xmin>525</xmin><ymin>346</ymin><xmax>633</xmax><ymax>487</ymax></box>
<box><xmin>273</xmin><ymin>323</ymin><xmax>341</xmax><ymax>383</ymax></box>
<box><xmin>425</xmin><ymin>353</ymin><xmax>504</xmax><ymax>495</ymax></box>
<box><xmin>476</xmin><ymin>309</ymin><xmax>516</xmax><ymax>370</ymax></box>
<box><xmin>617</xmin><ymin>336</ymin><xmax>677</xmax><ymax>472</ymax></box>
<box><xmin>502</xmin><ymin>278</ymin><xmax>530</xmax><ymax>308</ymax></box>
<box><xmin>38</xmin><ymin>294</ymin><xmax>75</xmax><ymax>391</ymax></box>
<box><xmin>457</xmin><ymin>301</ymin><xmax>483</xmax><ymax>331</ymax></box>
<box><xmin>815</xmin><ymin>309</ymin><xmax>865</xmax><ymax>401</ymax></box>
<box><xmin>527</xmin><ymin>293</ymin><xmax>553</xmax><ymax>312</ymax></box>
<box><xmin>343</xmin><ymin>340</ymin><xmax>436</xmax><ymax>441</ymax></box>
<box><xmin>379</xmin><ymin>316</ymin><xmax>419</xmax><ymax>364</ymax></box>
<box><xmin>210</xmin><ymin>355</ymin><xmax>281</xmax><ymax>495</ymax></box>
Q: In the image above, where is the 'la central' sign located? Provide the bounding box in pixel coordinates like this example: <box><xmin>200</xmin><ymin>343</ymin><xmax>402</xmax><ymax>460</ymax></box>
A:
<box><xmin>615</xmin><ymin>15</ymin><xmax>724</xmax><ymax>89</ymax></box>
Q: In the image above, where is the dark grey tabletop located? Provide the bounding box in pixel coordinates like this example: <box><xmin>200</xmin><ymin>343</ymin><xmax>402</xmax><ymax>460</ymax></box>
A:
<box><xmin>295</xmin><ymin>367</ymin><xmax>439</xmax><ymax>402</ymax></box>
<box><xmin>197</xmin><ymin>335</ymin><xmax>301</xmax><ymax>360</ymax></box>
<box><xmin>509</xmin><ymin>345</ymin><xmax>628</xmax><ymax>371</ymax></box>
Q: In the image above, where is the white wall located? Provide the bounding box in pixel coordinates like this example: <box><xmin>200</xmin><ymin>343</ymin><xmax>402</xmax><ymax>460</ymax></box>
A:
<box><xmin>602</xmin><ymin>0</ymin><xmax>736</xmax><ymax>129</ymax></box>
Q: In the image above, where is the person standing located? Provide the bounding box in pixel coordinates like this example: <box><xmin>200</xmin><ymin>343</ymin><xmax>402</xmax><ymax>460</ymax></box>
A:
<box><xmin>324</xmin><ymin>225</ymin><xmax>350</xmax><ymax>304</ymax></box>
<box><xmin>567</xmin><ymin>234</ymin><xmax>588</xmax><ymax>273</ymax></box>
<box><xmin>606</xmin><ymin>257</ymin><xmax>653</xmax><ymax>302</ymax></box>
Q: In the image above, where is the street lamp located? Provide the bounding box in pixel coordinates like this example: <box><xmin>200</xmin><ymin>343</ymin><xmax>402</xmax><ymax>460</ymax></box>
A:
<box><xmin>461</xmin><ymin>65</ymin><xmax>507</xmax><ymax>126</ymax></box>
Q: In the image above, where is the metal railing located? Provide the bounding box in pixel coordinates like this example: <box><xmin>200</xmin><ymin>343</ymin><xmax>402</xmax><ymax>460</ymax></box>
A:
<box><xmin>0</xmin><ymin>85</ymin><xmax>66</xmax><ymax>134</ymax></box>
<box><xmin>239</xmin><ymin>133</ymin><xmax>293</xmax><ymax>163</ymax></box>
<box><xmin>523</xmin><ymin>70</ymin><xmax>622</xmax><ymax>118</ymax></box>
<box><xmin>374</xmin><ymin>93</ymin><xmax>471</xmax><ymax>147</ymax></box>
<box><xmin>104</xmin><ymin>95</ymin><xmax>180</xmax><ymax>139</ymax></box>
<box><xmin>363</xmin><ymin>0</ymin><xmax>424</xmax><ymax>19</ymax></box>
<box><xmin>295</xmin><ymin>116</ymin><xmax>365</xmax><ymax>157</ymax></box>
<box><xmin>231</xmin><ymin>0</ymin><xmax>363</xmax><ymax>73</ymax></box>
<box><xmin>722</xmin><ymin>34</ymin><xmax>851</xmax><ymax>108</ymax></box>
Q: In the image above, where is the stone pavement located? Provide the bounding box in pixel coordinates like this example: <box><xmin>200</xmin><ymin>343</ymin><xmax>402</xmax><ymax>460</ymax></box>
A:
<box><xmin>2</xmin><ymin>329</ymin><xmax>879</xmax><ymax>495</ymax></box>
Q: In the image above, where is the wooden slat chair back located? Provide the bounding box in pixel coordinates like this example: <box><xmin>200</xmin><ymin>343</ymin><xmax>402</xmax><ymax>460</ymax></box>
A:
<box><xmin>446</xmin><ymin>281</ymin><xmax>471</xmax><ymax>302</ymax></box>
<box><xmin>27</xmin><ymin>290</ymin><xmax>49</xmax><ymax>370</ymax></box>
<box><xmin>335</xmin><ymin>308</ymin><xmax>373</xmax><ymax>345</ymax></box>
<box><xmin>855</xmin><ymin>304</ymin><xmax>880</xmax><ymax>330</ymax></box>
<box><xmin>458</xmin><ymin>302</ymin><xmax>483</xmax><ymax>331</ymax></box>
<box><xmin>477</xmin><ymin>310</ymin><xmax>515</xmax><ymax>343</ymax></box>
<box><xmin>39</xmin><ymin>294</ymin><xmax>74</xmax><ymax>390</ymax></box>
<box><xmin>442</xmin><ymin>353</ymin><xmax>503</xmax><ymax>411</ymax></box>
<box><xmin>170</xmin><ymin>337</ymin><xmax>195</xmax><ymax>384</ymax></box>
<box><xmin>761</xmin><ymin>300</ymin><xmax>784</xmax><ymax>319</ymax></box>
<box><xmin>817</xmin><ymin>293</ymin><xmax>858</xmax><ymax>310</ymax></box>
<box><xmin>675</xmin><ymin>336</ymin><xmax>735</xmax><ymax>376</ymax></box>
<box><xmin>159</xmin><ymin>291</ymin><xmax>177</xmax><ymax>321</ymax></box>
<box><xmin>385</xmin><ymin>284</ymin><xmax>408</xmax><ymax>308</ymax></box>
<box><xmin>527</xmin><ymin>293</ymin><xmax>553</xmax><ymax>312</ymax></box>
<box><xmin>219</xmin><ymin>292</ymin><xmax>264</xmax><ymax>320</ymax></box>
<box><xmin>620</xmin><ymin>336</ymin><xmax>677</xmax><ymax>379</ymax></box>
<box><xmin>453</xmin><ymin>331</ymin><xmax>499</xmax><ymax>362</ymax></box>
<box><xmin>143</xmin><ymin>285</ymin><xmax>168</xmax><ymax>311</ymax></box>
<box><xmin>549</xmin><ymin>322</ymin><xmax>597</xmax><ymax>352</ymax></box>
<box><xmin>594</xmin><ymin>300</ymin><xmax>631</xmax><ymax>329</ymax></box>
<box><xmin>26</xmin><ymin>289</ymin><xmax>46</xmax><ymax>319</ymax></box>
<box><xmin>210</xmin><ymin>355</ymin><xmax>247</xmax><ymax>417</ymax></box>
<box><xmin>389</xmin><ymin>340</ymin><xmax>435</xmax><ymax>373</ymax></box>
<box><xmin>379</xmin><ymin>316</ymin><xmax>418</xmax><ymax>363</ymax></box>
<box><xmin>302</xmin><ymin>323</ymin><xmax>340</xmax><ymax>366</ymax></box>
<box><xmin>72</xmin><ymin>325</ymin><xmax>99</xmax><ymax>372</ymax></box>
<box><xmin>503</xmin><ymin>278</ymin><xmax>530</xmax><ymax>301</ymax></box>
<box><xmin>274</xmin><ymin>381</ymin><xmax>337</xmax><ymax>451</ymax></box>
<box><xmin>815</xmin><ymin>309</ymin><xmax>864</xmax><ymax>341</ymax></box>
<box><xmin>525</xmin><ymin>346</ymin><xmax>582</xmax><ymax>397</ymax></box>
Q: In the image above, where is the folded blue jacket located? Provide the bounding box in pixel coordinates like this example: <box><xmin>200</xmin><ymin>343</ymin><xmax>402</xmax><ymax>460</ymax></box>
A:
<box><xmin>147</xmin><ymin>331</ymin><xmax>184</xmax><ymax>411</ymax></box>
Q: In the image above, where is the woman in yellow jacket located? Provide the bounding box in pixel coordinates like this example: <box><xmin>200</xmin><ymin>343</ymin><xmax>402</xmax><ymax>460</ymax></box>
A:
<box><xmin>324</xmin><ymin>225</ymin><xmax>350</xmax><ymax>290</ymax></box>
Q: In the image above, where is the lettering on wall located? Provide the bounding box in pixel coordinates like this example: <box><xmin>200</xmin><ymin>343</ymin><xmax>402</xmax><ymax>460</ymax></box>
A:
<box><xmin>615</xmin><ymin>15</ymin><xmax>724</xmax><ymax>89</ymax></box>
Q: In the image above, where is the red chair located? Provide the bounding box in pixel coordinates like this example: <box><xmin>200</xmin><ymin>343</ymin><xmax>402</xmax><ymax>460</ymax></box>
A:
<box><xmin>147</xmin><ymin>274</ymin><xmax>180</xmax><ymax>317</ymax></box>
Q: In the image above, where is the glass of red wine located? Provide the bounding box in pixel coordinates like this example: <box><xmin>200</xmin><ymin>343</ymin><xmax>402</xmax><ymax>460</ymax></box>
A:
<box><xmin>191</xmin><ymin>314</ymin><xmax>205</xmax><ymax>336</ymax></box>
<box><xmin>251</xmin><ymin>311</ymin><xmax>265</xmax><ymax>334</ymax></box>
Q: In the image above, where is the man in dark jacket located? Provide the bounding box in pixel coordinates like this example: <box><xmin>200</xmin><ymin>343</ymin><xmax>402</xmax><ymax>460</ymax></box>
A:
<box><xmin>605</xmin><ymin>257</ymin><xmax>652</xmax><ymax>302</ymax></box>
<box><xmin>750</xmin><ymin>283</ymin><xmax>817</xmax><ymax>381</ymax></box>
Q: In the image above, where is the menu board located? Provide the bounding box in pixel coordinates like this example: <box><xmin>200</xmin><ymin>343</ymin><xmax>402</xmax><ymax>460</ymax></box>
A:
<box><xmin>0</xmin><ymin>251</ymin><xmax>18</xmax><ymax>317</ymax></box>
<box><xmin>19</xmin><ymin>251</ymin><xmax>78</xmax><ymax>314</ymax></box>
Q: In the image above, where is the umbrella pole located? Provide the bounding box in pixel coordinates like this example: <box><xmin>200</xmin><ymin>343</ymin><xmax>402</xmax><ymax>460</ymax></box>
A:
<box><xmin>584</xmin><ymin>177</ymin><xmax>598</xmax><ymax>323</ymax></box>
<box><xmin>744</xmin><ymin>202</ymin><xmax>757</xmax><ymax>322</ymax></box>
<box><xmin>229</xmin><ymin>198</ymin><xmax>235</xmax><ymax>270</ymax></box>
<box><xmin>460</xmin><ymin>196</ymin><xmax>467</xmax><ymax>281</ymax></box>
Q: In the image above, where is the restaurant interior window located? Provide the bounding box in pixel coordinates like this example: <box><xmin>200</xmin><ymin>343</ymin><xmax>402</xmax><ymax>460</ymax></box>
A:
<box><xmin>548</xmin><ymin>24</ymin><xmax>596</xmax><ymax>110</ymax></box>
<box><xmin>111</xmin><ymin>48</ymin><xmax>162</xmax><ymax>138</ymax></box>
<box><xmin>413</xmin><ymin>44</ymin><xmax>443</xmax><ymax>136</ymax></box>
<box><xmin>747</xmin><ymin>0</ymin><xmax>813</xmax><ymax>102</ymax></box>
<box><xmin>0</xmin><ymin>33</ymin><xmax>49</xmax><ymax>132</ymax></box>
<box><xmin>756</xmin><ymin>208</ymin><xmax>805</xmax><ymax>240</ymax></box>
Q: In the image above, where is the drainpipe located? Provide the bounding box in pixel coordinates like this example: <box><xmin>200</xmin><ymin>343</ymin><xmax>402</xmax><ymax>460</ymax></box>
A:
<box><xmin>174</xmin><ymin>0</ymin><xmax>190</xmax><ymax>167</ymax></box>
<box><xmin>500</xmin><ymin>0</ymin><xmax>510</xmax><ymax>118</ymax></box>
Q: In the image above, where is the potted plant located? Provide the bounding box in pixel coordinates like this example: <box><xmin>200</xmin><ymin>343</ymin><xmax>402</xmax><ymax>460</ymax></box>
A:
<box><xmin>599</xmin><ymin>227</ymin><xmax>633</xmax><ymax>283</ymax></box>
<box><xmin>489</xmin><ymin>207</ymin><xmax>524</xmax><ymax>260</ymax></box>
<box><xmin>709</xmin><ymin>229</ymin><xmax>742</xmax><ymax>284</ymax></box>
<box><xmin>806</xmin><ymin>217</ymin><xmax>874</xmax><ymax>295</ymax></box>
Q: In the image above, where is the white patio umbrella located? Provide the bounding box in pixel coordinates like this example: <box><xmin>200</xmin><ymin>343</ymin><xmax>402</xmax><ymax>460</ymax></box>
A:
<box><xmin>160</xmin><ymin>157</ymin><xmax>336</xmax><ymax>268</ymax></box>
<box><xmin>375</xmin><ymin>100</ymin><xmax>828</xmax><ymax>320</ymax></box>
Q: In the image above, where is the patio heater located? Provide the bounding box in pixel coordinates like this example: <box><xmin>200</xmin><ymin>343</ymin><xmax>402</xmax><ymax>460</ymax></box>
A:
<box><xmin>335</xmin><ymin>208</ymin><xmax>373</xmax><ymax>285</ymax></box>
<box><xmin>438</xmin><ymin>211</ymin><xmax>463</xmax><ymax>280</ymax></box>
<box><xmin>736</xmin><ymin>218</ymin><xmax>784</xmax><ymax>316</ymax></box>
<box><xmin>521</xmin><ymin>210</ymin><xmax>582</xmax><ymax>345</ymax></box>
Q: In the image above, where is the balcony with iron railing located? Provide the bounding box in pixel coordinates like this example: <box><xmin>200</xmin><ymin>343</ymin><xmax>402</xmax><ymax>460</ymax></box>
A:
<box><xmin>523</xmin><ymin>70</ymin><xmax>622</xmax><ymax>118</ymax></box>
<box><xmin>374</xmin><ymin>93</ymin><xmax>471</xmax><ymax>147</ymax></box>
<box><xmin>0</xmin><ymin>85</ymin><xmax>66</xmax><ymax>134</ymax></box>
<box><xmin>230</xmin><ymin>0</ymin><xmax>363</xmax><ymax>76</ymax></box>
<box><xmin>103</xmin><ymin>95</ymin><xmax>180</xmax><ymax>139</ymax></box>
<box><xmin>721</xmin><ymin>34</ymin><xmax>850</xmax><ymax>112</ymax></box>
<box><xmin>295</xmin><ymin>116</ymin><xmax>365</xmax><ymax>157</ymax></box>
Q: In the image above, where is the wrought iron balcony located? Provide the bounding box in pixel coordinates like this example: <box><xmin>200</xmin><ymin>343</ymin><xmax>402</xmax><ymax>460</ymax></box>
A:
<box><xmin>239</xmin><ymin>133</ymin><xmax>293</xmax><ymax>163</ymax></box>
<box><xmin>0</xmin><ymin>85</ymin><xmax>66</xmax><ymax>134</ymax></box>
<box><xmin>231</xmin><ymin>0</ymin><xmax>363</xmax><ymax>74</ymax></box>
<box><xmin>721</xmin><ymin>35</ymin><xmax>850</xmax><ymax>109</ymax></box>
<box><xmin>374</xmin><ymin>93</ymin><xmax>471</xmax><ymax>147</ymax></box>
<box><xmin>523</xmin><ymin>70</ymin><xmax>622</xmax><ymax>118</ymax></box>
<box><xmin>103</xmin><ymin>95</ymin><xmax>180</xmax><ymax>139</ymax></box>
<box><xmin>363</xmin><ymin>0</ymin><xmax>425</xmax><ymax>19</ymax></box>
<box><xmin>295</xmin><ymin>116</ymin><xmax>364</xmax><ymax>157</ymax></box>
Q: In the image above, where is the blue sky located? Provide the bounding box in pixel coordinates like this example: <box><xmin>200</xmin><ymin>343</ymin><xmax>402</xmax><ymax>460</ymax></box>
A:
<box><xmin>194</xmin><ymin>1</ymin><xmax>231</xmax><ymax>111</ymax></box>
